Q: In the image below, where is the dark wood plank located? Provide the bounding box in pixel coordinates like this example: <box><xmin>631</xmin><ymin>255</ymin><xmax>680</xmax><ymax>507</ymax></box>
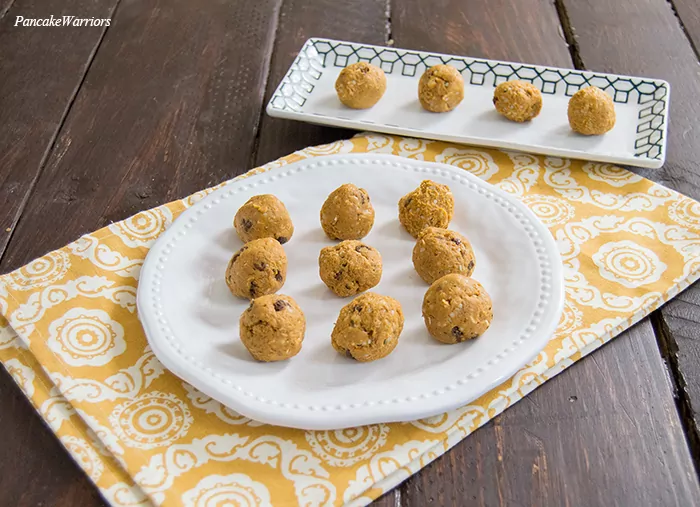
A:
<box><xmin>401</xmin><ymin>321</ymin><xmax>700</xmax><ymax>507</ymax></box>
<box><xmin>0</xmin><ymin>0</ymin><xmax>115</xmax><ymax>258</ymax></box>
<box><xmin>559</xmin><ymin>0</ymin><xmax>700</xmax><ymax>470</ymax></box>
<box><xmin>392</xmin><ymin>0</ymin><xmax>570</xmax><ymax>65</ymax></box>
<box><xmin>0</xmin><ymin>0</ymin><xmax>15</xmax><ymax>19</ymax></box>
<box><xmin>389</xmin><ymin>0</ymin><xmax>700</xmax><ymax>504</ymax></box>
<box><xmin>253</xmin><ymin>0</ymin><xmax>388</xmax><ymax>166</ymax></box>
<box><xmin>0</xmin><ymin>0</ymin><xmax>284</xmax><ymax>505</ymax></box>
<box><xmin>1</xmin><ymin>0</ymin><xmax>282</xmax><ymax>271</ymax></box>
<box><xmin>670</xmin><ymin>0</ymin><xmax>700</xmax><ymax>56</ymax></box>
<box><xmin>0</xmin><ymin>365</ymin><xmax>106</xmax><ymax>507</ymax></box>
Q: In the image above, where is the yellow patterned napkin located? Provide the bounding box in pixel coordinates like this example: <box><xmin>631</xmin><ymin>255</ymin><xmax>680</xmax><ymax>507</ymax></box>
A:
<box><xmin>1</xmin><ymin>134</ymin><xmax>699</xmax><ymax>507</ymax></box>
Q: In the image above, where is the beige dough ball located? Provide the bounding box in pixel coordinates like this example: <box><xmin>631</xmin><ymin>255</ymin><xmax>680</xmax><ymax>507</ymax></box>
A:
<box><xmin>335</xmin><ymin>62</ymin><xmax>387</xmax><ymax>109</ymax></box>
<box><xmin>331</xmin><ymin>292</ymin><xmax>404</xmax><ymax>362</ymax></box>
<box><xmin>422</xmin><ymin>274</ymin><xmax>493</xmax><ymax>344</ymax></box>
<box><xmin>239</xmin><ymin>294</ymin><xmax>305</xmax><ymax>361</ymax></box>
<box><xmin>413</xmin><ymin>227</ymin><xmax>476</xmax><ymax>284</ymax></box>
<box><xmin>234</xmin><ymin>194</ymin><xmax>294</xmax><ymax>244</ymax></box>
<box><xmin>398</xmin><ymin>180</ymin><xmax>454</xmax><ymax>238</ymax></box>
<box><xmin>493</xmin><ymin>80</ymin><xmax>543</xmax><ymax>122</ymax></box>
<box><xmin>567</xmin><ymin>86</ymin><xmax>616</xmax><ymax>135</ymax></box>
<box><xmin>320</xmin><ymin>183</ymin><xmax>375</xmax><ymax>240</ymax></box>
<box><xmin>225</xmin><ymin>238</ymin><xmax>286</xmax><ymax>299</ymax></box>
<box><xmin>319</xmin><ymin>240</ymin><xmax>382</xmax><ymax>297</ymax></box>
<box><xmin>418</xmin><ymin>64</ymin><xmax>464</xmax><ymax>112</ymax></box>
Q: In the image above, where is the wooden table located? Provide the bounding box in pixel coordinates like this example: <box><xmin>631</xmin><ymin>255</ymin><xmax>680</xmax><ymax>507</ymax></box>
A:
<box><xmin>1</xmin><ymin>0</ymin><xmax>700</xmax><ymax>505</ymax></box>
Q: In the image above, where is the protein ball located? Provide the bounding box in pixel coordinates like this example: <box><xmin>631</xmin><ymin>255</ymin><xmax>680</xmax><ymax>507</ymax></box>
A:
<box><xmin>331</xmin><ymin>292</ymin><xmax>404</xmax><ymax>362</ymax></box>
<box><xmin>225</xmin><ymin>238</ymin><xmax>286</xmax><ymax>299</ymax></box>
<box><xmin>398</xmin><ymin>179</ymin><xmax>454</xmax><ymax>238</ymax></box>
<box><xmin>320</xmin><ymin>183</ymin><xmax>375</xmax><ymax>240</ymax></box>
<box><xmin>418</xmin><ymin>64</ymin><xmax>464</xmax><ymax>113</ymax></box>
<box><xmin>234</xmin><ymin>194</ymin><xmax>294</xmax><ymax>244</ymax></box>
<box><xmin>567</xmin><ymin>86</ymin><xmax>616</xmax><ymax>135</ymax></box>
<box><xmin>493</xmin><ymin>80</ymin><xmax>543</xmax><ymax>122</ymax></box>
<box><xmin>239</xmin><ymin>294</ymin><xmax>305</xmax><ymax>361</ymax></box>
<box><xmin>412</xmin><ymin>227</ymin><xmax>476</xmax><ymax>284</ymax></box>
<box><xmin>319</xmin><ymin>240</ymin><xmax>382</xmax><ymax>297</ymax></box>
<box><xmin>335</xmin><ymin>62</ymin><xmax>387</xmax><ymax>109</ymax></box>
<box><xmin>422</xmin><ymin>274</ymin><xmax>493</xmax><ymax>344</ymax></box>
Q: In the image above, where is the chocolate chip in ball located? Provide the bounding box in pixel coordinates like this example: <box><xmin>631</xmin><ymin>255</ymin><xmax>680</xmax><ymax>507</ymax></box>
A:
<box><xmin>450</xmin><ymin>237</ymin><xmax>462</xmax><ymax>245</ymax></box>
<box><xmin>468</xmin><ymin>260</ymin><xmax>475</xmax><ymax>271</ymax></box>
<box><xmin>253</xmin><ymin>261</ymin><xmax>267</xmax><ymax>271</ymax></box>
<box><xmin>452</xmin><ymin>326</ymin><xmax>464</xmax><ymax>342</ymax></box>
<box><xmin>273</xmin><ymin>299</ymin><xmax>290</xmax><ymax>311</ymax></box>
<box><xmin>241</xmin><ymin>218</ymin><xmax>253</xmax><ymax>232</ymax></box>
<box><xmin>277</xmin><ymin>236</ymin><xmax>288</xmax><ymax>244</ymax></box>
<box><xmin>274</xmin><ymin>270</ymin><xmax>283</xmax><ymax>282</ymax></box>
<box><xmin>249</xmin><ymin>281</ymin><xmax>258</xmax><ymax>298</ymax></box>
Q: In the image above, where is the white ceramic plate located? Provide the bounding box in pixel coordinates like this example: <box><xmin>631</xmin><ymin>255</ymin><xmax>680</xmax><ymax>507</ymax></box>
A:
<box><xmin>267</xmin><ymin>38</ymin><xmax>670</xmax><ymax>169</ymax></box>
<box><xmin>137</xmin><ymin>154</ymin><xmax>564</xmax><ymax>429</ymax></box>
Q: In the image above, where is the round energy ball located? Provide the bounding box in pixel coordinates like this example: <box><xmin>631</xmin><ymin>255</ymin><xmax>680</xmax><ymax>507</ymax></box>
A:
<box><xmin>319</xmin><ymin>240</ymin><xmax>382</xmax><ymax>297</ymax></box>
<box><xmin>493</xmin><ymin>80</ymin><xmax>543</xmax><ymax>122</ymax></box>
<box><xmin>422</xmin><ymin>274</ymin><xmax>493</xmax><ymax>344</ymax></box>
<box><xmin>331</xmin><ymin>292</ymin><xmax>404</xmax><ymax>362</ymax></box>
<box><xmin>412</xmin><ymin>227</ymin><xmax>476</xmax><ymax>284</ymax></box>
<box><xmin>239</xmin><ymin>294</ymin><xmax>305</xmax><ymax>361</ymax></box>
<box><xmin>225</xmin><ymin>238</ymin><xmax>286</xmax><ymax>299</ymax></box>
<box><xmin>234</xmin><ymin>194</ymin><xmax>294</xmax><ymax>244</ymax></box>
<box><xmin>320</xmin><ymin>183</ymin><xmax>375</xmax><ymax>240</ymax></box>
<box><xmin>335</xmin><ymin>62</ymin><xmax>387</xmax><ymax>109</ymax></box>
<box><xmin>418</xmin><ymin>64</ymin><xmax>464</xmax><ymax>112</ymax></box>
<box><xmin>398</xmin><ymin>179</ymin><xmax>454</xmax><ymax>238</ymax></box>
<box><xmin>567</xmin><ymin>86</ymin><xmax>616</xmax><ymax>135</ymax></box>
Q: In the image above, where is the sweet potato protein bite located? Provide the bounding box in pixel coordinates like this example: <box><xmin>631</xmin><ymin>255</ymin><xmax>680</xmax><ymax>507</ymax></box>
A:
<box><xmin>234</xmin><ymin>194</ymin><xmax>294</xmax><ymax>244</ymax></box>
<box><xmin>493</xmin><ymin>80</ymin><xmax>543</xmax><ymax>122</ymax></box>
<box><xmin>335</xmin><ymin>62</ymin><xmax>387</xmax><ymax>109</ymax></box>
<box><xmin>320</xmin><ymin>183</ymin><xmax>375</xmax><ymax>240</ymax></box>
<box><xmin>225</xmin><ymin>238</ymin><xmax>287</xmax><ymax>299</ymax></box>
<box><xmin>567</xmin><ymin>86</ymin><xmax>616</xmax><ymax>135</ymax></box>
<box><xmin>422</xmin><ymin>274</ymin><xmax>493</xmax><ymax>344</ymax></box>
<box><xmin>239</xmin><ymin>294</ymin><xmax>305</xmax><ymax>361</ymax></box>
<box><xmin>418</xmin><ymin>64</ymin><xmax>465</xmax><ymax>113</ymax></box>
<box><xmin>398</xmin><ymin>180</ymin><xmax>454</xmax><ymax>238</ymax></box>
<box><xmin>331</xmin><ymin>292</ymin><xmax>404</xmax><ymax>362</ymax></box>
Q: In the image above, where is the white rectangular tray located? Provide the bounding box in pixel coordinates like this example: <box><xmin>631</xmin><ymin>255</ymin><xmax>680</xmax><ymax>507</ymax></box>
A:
<box><xmin>266</xmin><ymin>38</ymin><xmax>670</xmax><ymax>169</ymax></box>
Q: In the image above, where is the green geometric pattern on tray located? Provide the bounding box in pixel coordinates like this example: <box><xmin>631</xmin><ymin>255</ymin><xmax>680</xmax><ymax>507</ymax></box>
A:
<box><xmin>269</xmin><ymin>39</ymin><xmax>668</xmax><ymax>161</ymax></box>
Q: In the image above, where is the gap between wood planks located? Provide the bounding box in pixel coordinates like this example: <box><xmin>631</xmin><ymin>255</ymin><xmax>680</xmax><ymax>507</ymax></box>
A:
<box><xmin>555</xmin><ymin>0</ymin><xmax>700</xmax><ymax>480</ymax></box>
<box><xmin>668</xmin><ymin>0</ymin><xmax>700</xmax><ymax>59</ymax></box>
<box><xmin>653</xmin><ymin>313</ymin><xmax>700</xmax><ymax>475</ymax></box>
<box><xmin>246</xmin><ymin>1</ymin><xmax>285</xmax><ymax>172</ymax></box>
<box><xmin>0</xmin><ymin>0</ymin><xmax>16</xmax><ymax>20</ymax></box>
<box><xmin>0</xmin><ymin>0</ymin><xmax>122</xmax><ymax>266</ymax></box>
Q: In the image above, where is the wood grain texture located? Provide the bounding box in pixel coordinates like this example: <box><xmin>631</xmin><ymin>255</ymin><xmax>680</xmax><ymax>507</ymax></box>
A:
<box><xmin>401</xmin><ymin>321</ymin><xmax>700</xmax><ymax>507</ymax></box>
<box><xmin>391</xmin><ymin>0</ymin><xmax>570</xmax><ymax>65</ymax></box>
<box><xmin>670</xmin><ymin>0</ymin><xmax>700</xmax><ymax>56</ymax></box>
<box><xmin>0</xmin><ymin>0</ymin><xmax>283</xmax><ymax>505</ymax></box>
<box><xmin>0</xmin><ymin>0</ymin><xmax>114</xmax><ymax>258</ymax></box>
<box><xmin>253</xmin><ymin>0</ymin><xmax>388</xmax><ymax>166</ymax></box>
<box><xmin>1</xmin><ymin>0</ymin><xmax>282</xmax><ymax>272</ymax></box>
<box><xmin>389</xmin><ymin>0</ymin><xmax>700</xmax><ymax>504</ymax></box>
<box><xmin>0</xmin><ymin>366</ymin><xmax>106</xmax><ymax>507</ymax></box>
<box><xmin>559</xmin><ymin>0</ymin><xmax>700</xmax><ymax>470</ymax></box>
